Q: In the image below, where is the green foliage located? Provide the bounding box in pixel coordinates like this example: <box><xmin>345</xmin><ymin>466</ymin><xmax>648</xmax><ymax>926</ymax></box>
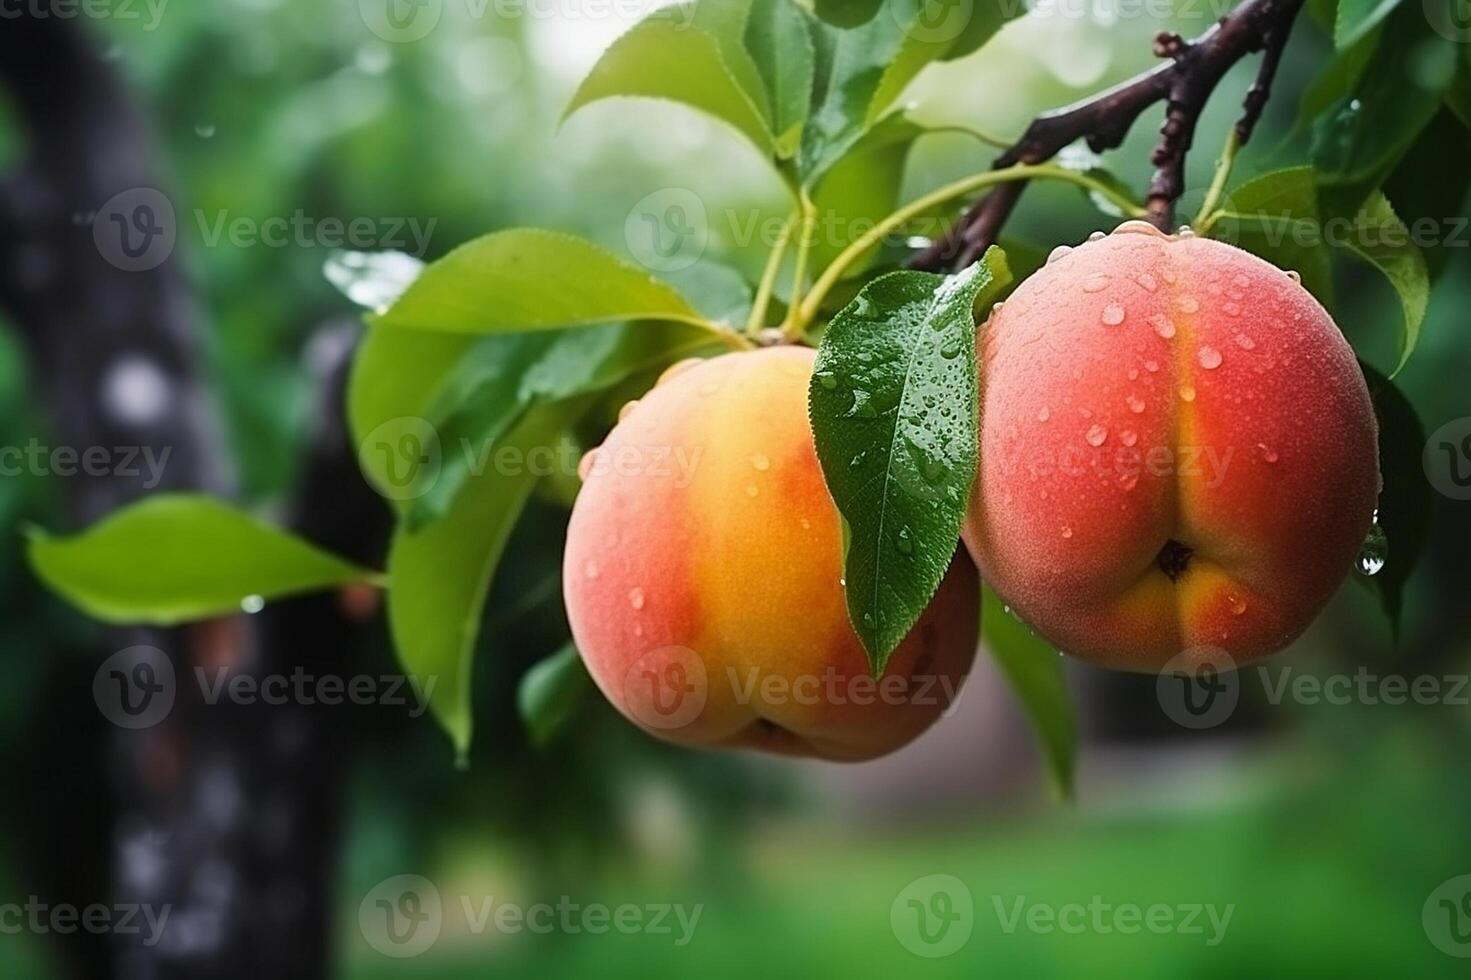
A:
<box><xmin>517</xmin><ymin>643</ymin><xmax>593</xmax><ymax>749</ymax></box>
<box><xmin>800</xmin><ymin>0</ymin><xmax>1018</xmax><ymax>184</ymax></box>
<box><xmin>982</xmin><ymin>587</ymin><xmax>1075</xmax><ymax>797</ymax></box>
<box><xmin>745</xmin><ymin>0</ymin><xmax>817</xmax><ymax>157</ymax></box>
<box><xmin>388</xmin><ymin>400</ymin><xmax>589</xmax><ymax>761</ymax></box>
<box><xmin>1312</xmin><ymin>2</ymin><xmax>1456</xmax><ymax>214</ymax></box>
<box><xmin>564</xmin><ymin>2</ymin><xmax>774</xmax><ymax>156</ymax></box>
<box><xmin>25</xmin><ymin>495</ymin><xmax>378</xmax><ymax>625</ymax></box>
<box><xmin>568</xmin><ymin>0</ymin><xmax>1018</xmax><ymax>189</ymax></box>
<box><xmin>373</xmin><ymin>229</ymin><xmax>710</xmax><ymax>335</ymax></box>
<box><xmin>808</xmin><ymin>248</ymin><xmax>1010</xmax><ymax>670</ymax></box>
<box><xmin>408</xmin><ymin>322</ymin><xmax>717</xmax><ymax>530</ymax></box>
<box><xmin>1336</xmin><ymin>191</ymin><xmax>1429</xmax><ymax>374</ymax></box>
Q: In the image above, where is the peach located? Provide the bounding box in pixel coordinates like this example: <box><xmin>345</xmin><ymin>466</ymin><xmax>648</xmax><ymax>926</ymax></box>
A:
<box><xmin>963</xmin><ymin>223</ymin><xmax>1379</xmax><ymax>671</ymax></box>
<box><xmin>563</xmin><ymin>346</ymin><xmax>979</xmax><ymax>760</ymax></box>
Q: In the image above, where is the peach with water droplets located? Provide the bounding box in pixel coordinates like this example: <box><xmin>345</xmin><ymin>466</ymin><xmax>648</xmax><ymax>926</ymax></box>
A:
<box><xmin>963</xmin><ymin>224</ymin><xmax>1379</xmax><ymax>670</ymax></box>
<box><xmin>564</xmin><ymin>347</ymin><xmax>979</xmax><ymax>759</ymax></box>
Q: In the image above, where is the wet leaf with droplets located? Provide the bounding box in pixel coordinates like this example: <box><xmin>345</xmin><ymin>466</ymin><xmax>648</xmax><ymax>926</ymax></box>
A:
<box><xmin>809</xmin><ymin>247</ymin><xmax>1011</xmax><ymax>671</ymax></box>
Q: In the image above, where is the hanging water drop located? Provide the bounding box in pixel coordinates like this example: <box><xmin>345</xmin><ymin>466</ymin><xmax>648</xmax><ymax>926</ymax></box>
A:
<box><xmin>1356</xmin><ymin>518</ymin><xmax>1388</xmax><ymax>576</ymax></box>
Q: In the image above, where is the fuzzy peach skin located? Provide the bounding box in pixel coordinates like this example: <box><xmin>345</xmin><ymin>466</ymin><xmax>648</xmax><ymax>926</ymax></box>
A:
<box><xmin>962</xmin><ymin>222</ymin><xmax>1379</xmax><ymax>671</ymax></box>
<box><xmin>563</xmin><ymin>346</ymin><xmax>979</xmax><ymax>760</ymax></box>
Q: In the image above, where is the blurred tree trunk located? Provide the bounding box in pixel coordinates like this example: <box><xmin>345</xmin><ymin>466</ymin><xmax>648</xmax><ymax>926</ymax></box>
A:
<box><xmin>0</xmin><ymin>16</ymin><xmax>384</xmax><ymax>980</ymax></box>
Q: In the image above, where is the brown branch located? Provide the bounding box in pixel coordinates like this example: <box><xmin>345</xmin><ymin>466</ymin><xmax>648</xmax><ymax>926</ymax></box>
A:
<box><xmin>910</xmin><ymin>0</ymin><xmax>1305</xmax><ymax>272</ymax></box>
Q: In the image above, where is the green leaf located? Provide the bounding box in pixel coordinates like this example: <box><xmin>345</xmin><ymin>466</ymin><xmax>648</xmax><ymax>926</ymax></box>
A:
<box><xmin>349</xmin><ymin>323</ymin><xmax>477</xmax><ymax>507</ymax></box>
<box><xmin>1206</xmin><ymin>166</ymin><xmax>1335</xmax><ymax>305</ymax></box>
<box><xmin>1312</xmin><ymin>3</ymin><xmax>1454</xmax><ymax>211</ymax></box>
<box><xmin>809</xmin><ymin>112</ymin><xmax>928</xmax><ymax>276</ymax></box>
<box><xmin>811</xmin><ymin>0</ymin><xmax>882</xmax><ymax>26</ymax></box>
<box><xmin>26</xmin><ymin>495</ymin><xmax>378</xmax><ymax>625</ymax></box>
<box><xmin>1334</xmin><ymin>0</ymin><xmax>1403</xmax><ymax>49</ymax></box>
<box><xmin>982</xmin><ymin>587</ymin><xmax>1075</xmax><ymax>798</ymax></box>
<box><xmin>388</xmin><ymin>400</ymin><xmax>588</xmax><ymax>760</ymax></box>
<box><xmin>406</xmin><ymin>321</ymin><xmax>717</xmax><ymax>529</ymax></box>
<box><xmin>808</xmin><ymin>248</ymin><xmax>1011</xmax><ymax>669</ymax></box>
<box><xmin>374</xmin><ymin>229</ymin><xmax>708</xmax><ymax>336</ymax></box>
<box><xmin>517</xmin><ymin>643</ymin><xmax>593</xmax><ymax>748</ymax></box>
<box><xmin>1358</xmin><ymin>364</ymin><xmax>1431</xmax><ymax>635</ymax></box>
<box><xmin>564</xmin><ymin>4</ymin><xmax>773</xmax><ymax>157</ymax></box>
<box><xmin>800</xmin><ymin>0</ymin><xmax>1017</xmax><ymax>184</ymax></box>
<box><xmin>1336</xmin><ymin>192</ymin><xmax>1429</xmax><ymax>374</ymax></box>
<box><xmin>745</xmin><ymin>0</ymin><xmax>816</xmax><ymax>157</ymax></box>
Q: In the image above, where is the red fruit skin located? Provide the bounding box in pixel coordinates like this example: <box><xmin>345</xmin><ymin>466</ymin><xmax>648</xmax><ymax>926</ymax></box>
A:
<box><xmin>963</xmin><ymin>226</ymin><xmax>1379</xmax><ymax>671</ymax></box>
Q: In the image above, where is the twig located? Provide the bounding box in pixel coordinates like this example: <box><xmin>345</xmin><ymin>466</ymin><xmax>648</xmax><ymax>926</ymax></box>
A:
<box><xmin>909</xmin><ymin>0</ymin><xmax>1305</xmax><ymax>272</ymax></box>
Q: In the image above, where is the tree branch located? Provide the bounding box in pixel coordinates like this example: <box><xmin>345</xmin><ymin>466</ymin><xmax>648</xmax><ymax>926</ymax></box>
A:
<box><xmin>909</xmin><ymin>0</ymin><xmax>1305</xmax><ymax>271</ymax></box>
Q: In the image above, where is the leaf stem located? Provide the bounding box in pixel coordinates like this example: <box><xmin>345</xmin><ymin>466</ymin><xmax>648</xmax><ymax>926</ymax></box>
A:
<box><xmin>795</xmin><ymin>163</ymin><xmax>1146</xmax><ymax>330</ymax></box>
<box><xmin>745</xmin><ymin>208</ymin><xmax>797</xmax><ymax>336</ymax></box>
<box><xmin>779</xmin><ymin>191</ymin><xmax>819</xmax><ymax>341</ymax></box>
<box><xmin>1194</xmin><ymin>128</ymin><xmax>1240</xmax><ymax>228</ymax></box>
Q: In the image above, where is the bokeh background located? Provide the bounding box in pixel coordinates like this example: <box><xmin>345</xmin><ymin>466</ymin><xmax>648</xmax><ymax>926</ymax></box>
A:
<box><xmin>2</xmin><ymin>1</ymin><xmax>1470</xmax><ymax>977</ymax></box>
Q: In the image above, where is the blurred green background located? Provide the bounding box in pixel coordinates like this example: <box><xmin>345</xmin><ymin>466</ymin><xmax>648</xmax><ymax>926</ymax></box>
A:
<box><xmin>2</xmin><ymin>1</ymin><xmax>1470</xmax><ymax>977</ymax></box>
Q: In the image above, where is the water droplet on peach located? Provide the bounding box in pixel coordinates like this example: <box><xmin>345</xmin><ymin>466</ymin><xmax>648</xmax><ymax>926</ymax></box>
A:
<box><xmin>1198</xmin><ymin>345</ymin><xmax>1223</xmax><ymax>369</ymax></box>
<box><xmin>1144</xmin><ymin>359</ymin><xmax>1159</xmax><ymax>373</ymax></box>
<box><xmin>1120</xmin><ymin>429</ymin><xmax>1138</xmax><ymax>447</ymax></box>
<box><xmin>618</xmin><ymin>399</ymin><xmax>639</xmax><ymax>421</ymax></box>
<box><xmin>1088</xmin><ymin>230</ymin><xmax>1106</xmax><ymax>242</ymax></box>
<box><xmin>1151</xmin><ymin>314</ymin><xmax>1176</xmax><ymax>339</ymax></box>
<box><xmin>1047</xmin><ymin>245</ymin><xmax>1072</xmax><ymax>264</ymax></box>
<box><xmin>1083</xmin><ymin>273</ymin><xmax>1110</xmax><ymax>293</ymax></box>
<box><xmin>1135</xmin><ymin>273</ymin><xmax>1159</xmax><ymax>292</ymax></box>
<box><xmin>628</xmin><ymin>588</ymin><xmax>645</xmax><ymax>610</ymax></box>
<box><xmin>1285</xmin><ymin>269</ymin><xmax>1302</xmax><ymax>283</ymax></box>
<box><xmin>1127</xmin><ymin>394</ymin><xmax>1146</xmax><ymax>413</ymax></box>
<box><xmin>578</xmin><ymin>448</ymin><xmax>600</xmax><ymax>481</ymax></box>
<box><xmin>750</xmin><ymin>453</ymin><xmax>770</xmax><ymax>471</ymax></box>
<box><xmin>1101</xmin><ymin>303</ymin><xmax>1125</xmax><ymax>326</ymax></box>
<box><xmin>1177</xmin><ymin>295</ymin><xmax>1200</xmax><ymax>314</ymax></box>
<box><xmin>1179</xmin><ymin>385</ymin><xmax>1196</xmax><ymax>402</ymax></box>
<box><xmin>1061</xmin><ymin>525</ymin><xmax>1074</xmax><ymax>539</ymax></box>
<box><xmin>745</xmin><ymin>484</ymin><xmax>759</xmax><ymax>498</ymax></box>
<box><xmin>1085</xmin><ymin>423</ymin><xmax>1108</xmax><ymax>447</ymax></box>
<box><xmin>1234</xmin><ymin>333</ymin><xmax>1256</xmax><ymax>350</ymax></box>
<box><xmin>1037</xmin><ymin>405</ymin><xmax>1050</xmax><ymax>422</ymax></box>
<box><xmin>1257</xmin><ymin>442</ymin><xmax>1278</xmax><ymax>463</ymax></box>
<box><xmin>1114</xmin><ymin>220</ymin><xmax>1166</xmax><ymax>237</ymax></box>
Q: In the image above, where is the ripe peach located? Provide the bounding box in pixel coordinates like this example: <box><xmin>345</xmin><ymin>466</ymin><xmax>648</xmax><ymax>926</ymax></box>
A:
<box><xmin>963</xmin><ymin>223</ymin><xmax>1379</xmax><ymax>671</ymax></box>
<box><xmin>563</xmin><ymin>346</ymin><xmax>979</xmax><ymax>760</ymax></box>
